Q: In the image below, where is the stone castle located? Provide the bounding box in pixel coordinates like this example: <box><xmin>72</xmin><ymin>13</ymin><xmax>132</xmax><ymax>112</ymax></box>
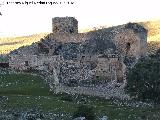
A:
<box><xmin>9</xmin><ymin>17</ymin><xmax>148</xmax><ymax>87</ymax></box>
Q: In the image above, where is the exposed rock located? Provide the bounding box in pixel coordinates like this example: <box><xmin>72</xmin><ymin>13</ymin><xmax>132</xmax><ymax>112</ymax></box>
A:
<box><xmin>0</xmin><ymin>109</ymin><xmax>71</xmax><ymax>120</ymax></box>
<box><xmin>59</xmin><ymin>42</ymin><xmax>80</xmax><ymax>60</ymax></box>
<box><xmin>73</xmin><ymin>117</ymin><xmax>85</xmax><ymax>120</ymax></box>
<box><xmin>99</xmin><ymin>116</ymin><xmax>108</xmax><ymax>120</ymax></box>
<box><xmin>59</xmin><ymin>61</ymin><xmax>93</xmax><ymax>86</ymax></box>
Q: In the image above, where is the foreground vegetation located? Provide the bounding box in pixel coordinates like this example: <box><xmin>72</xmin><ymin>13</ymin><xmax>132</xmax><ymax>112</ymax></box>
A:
<box><xmin>125</xmin><ymin>53</ymin><xmax>160</xmax><ymax>103</ymax></box>
<box><xmin>0</xmin><ymin>71</ymin><xmax>160</xmax><ymax>120</ymax></box>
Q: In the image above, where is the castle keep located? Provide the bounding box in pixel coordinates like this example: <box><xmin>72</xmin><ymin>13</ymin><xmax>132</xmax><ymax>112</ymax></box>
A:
<box><xmin>52</xmin><ymin>17</ymin><xmax>78</xmax><ymax>34</ymax></box>
<box><xmin>9</xmin><ymin>17</ymin><xmax>148</xmax><ymax>87</ymax></box>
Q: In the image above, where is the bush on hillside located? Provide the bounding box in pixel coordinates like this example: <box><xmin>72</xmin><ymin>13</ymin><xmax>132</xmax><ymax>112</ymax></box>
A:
<box><xmin>73</xmin><ymin>105</ymin><xmax>95</xmax><ymax>120</ymax></box>
<box><xmin>125</xmin><ymin>55</ymin><xmax>160</xmax><ymax>103</ymax></box>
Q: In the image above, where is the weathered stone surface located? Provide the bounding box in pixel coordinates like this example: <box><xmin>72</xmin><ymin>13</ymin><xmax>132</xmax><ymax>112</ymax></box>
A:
<box><xmin>81</xmin><ymin>35</ymin><xmax>116</xmax><ymax>55</ymax></box>
<box><xmin>52</xmin><ymin>17</ymin><xmax>78</xmax><ymax>34</ymax></box>
<box><xmin>59</xmin><ymin>42</ymin><xmax>80</xmax><ymax>60</ymax></box>
<box><xmin>59</xmin><ymin>61</ymin><xmax>93</xmax><ymax>86</ymax></box>
<box><xmin>8</xmin><ymin>17</ymin><xmax>148</xmax><ymax>96</ymax></box>
<box><xmin>99</xmin><ymin>116</ymin><xmax>108</xmax><ymax>120</ymax></box>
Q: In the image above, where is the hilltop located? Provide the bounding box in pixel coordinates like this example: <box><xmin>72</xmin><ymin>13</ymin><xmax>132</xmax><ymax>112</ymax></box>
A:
<box><xmin>0</xmin><ymin>33</ymin><xmax>48</xmax><ymax>54</ymax></box>
<box><xmin>1</xmin><ymin>20</ymin><xmax>160</xmax><ymax>54</ymax></box>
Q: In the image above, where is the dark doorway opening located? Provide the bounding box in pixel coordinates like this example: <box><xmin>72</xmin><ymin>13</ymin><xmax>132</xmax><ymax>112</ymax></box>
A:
<box><xmin>0</xmin><ymin>63</ymin><xmax>9</xmax><ymax>68</ymax></box>
<box><xmin>25</xmin><ymin>61</ymin><xmax>29</xmax><ymax>66</ymax></box>
<box><xmin>126</xmin><ymin>42</ymin><xmax>131</xmax><ymax>53</ymax></box>
<box><xmin>69</xmin><ymin>28</ymin><xmax>74</xmax><ymax>33</ymax></box>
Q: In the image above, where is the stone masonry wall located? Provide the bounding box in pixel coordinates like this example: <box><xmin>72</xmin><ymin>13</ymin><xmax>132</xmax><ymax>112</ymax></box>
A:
<box><xmin>52</xmin><ymin>17</ymin><xmax>78</xmax><ymax>34</ymax></box>
<box><xmin>9</xmin><ymin>19</ymin><xmax>148</xmax><ymax>93</ymax></box>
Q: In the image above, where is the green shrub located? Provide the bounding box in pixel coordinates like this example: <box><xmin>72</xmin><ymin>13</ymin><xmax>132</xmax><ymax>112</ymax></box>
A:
<box><xmin>125</xmin><ymin>55</ymin><xmax>160</xmax><ymax>103</ymax></box>
<box><xmin>73</xmin><ymin>105</ymin><xmax>95</xmax><ymax>120</ymax></box>
<box><xmin>60</xmin><ymin>93</ymin><xmax>73</xmax><ymax>102</ymax></box>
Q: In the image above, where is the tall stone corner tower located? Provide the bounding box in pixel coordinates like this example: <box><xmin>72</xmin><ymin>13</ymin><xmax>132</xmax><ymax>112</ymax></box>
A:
<box><xmin>52</xmin><ymin>17</ymin><xmax>78</xmax><ymax>34</ymax></box>
<box><xmin>114</xmin><ymin>22</ymin><xmax>148</xmax><ymax>59</ymax></box>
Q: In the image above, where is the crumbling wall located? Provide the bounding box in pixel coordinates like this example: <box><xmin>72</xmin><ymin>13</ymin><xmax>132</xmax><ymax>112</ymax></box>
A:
<box><xmin>58</xmin><ymin>60</ymin><xmax>94</xmax><ymax>86</ymax></box>
<box><xmin>9</xmin><ymin>54</ymin><xmax>60</xmax><ymax>71</ymax></box>
<box><xmin>9</xmin><ymin>55</ymin><xmax>38</xmax><ymax>70</ymax></box>
<box><xmin>8</xmin><ymin>18</ymin><xmax>148</xmax><ymax>90</ymax></box>
<box><xmin>113</xmin><ymin>23</ymin><xmax>147</xmax><ymax>59</ymax></box>
<box><xmin>113</xmin><ymin>29</ymin><xmax>141</xmax><ymax>59</ymax></box>
<box><xmin>94</xmin><ymin>54</ymin><xmax>124</xmax><ymax>82</ymax></box>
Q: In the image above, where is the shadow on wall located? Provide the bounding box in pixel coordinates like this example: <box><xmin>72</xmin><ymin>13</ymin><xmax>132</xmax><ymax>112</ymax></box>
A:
<box><xmin>0</xmin><ymin>63</ymin><xmax>9</xmax><ymax>68</ymax></box>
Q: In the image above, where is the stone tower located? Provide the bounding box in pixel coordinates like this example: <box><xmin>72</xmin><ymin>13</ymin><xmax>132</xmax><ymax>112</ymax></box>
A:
<box><xmin>52</xmin><ymin>17</ymin><xmax>78</xmax><ymax>34</ymax></box>
<box><xmin>113</xmin><ymin>23</ymin><xmax>148</xmax><ymax>59</ymax></box>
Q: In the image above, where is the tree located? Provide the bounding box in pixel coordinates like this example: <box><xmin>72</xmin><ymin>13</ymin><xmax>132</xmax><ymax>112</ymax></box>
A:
<box><xmin>125</xmin><ymin>55</ymin><xmax>160</xmax><ymax>102</ymax></box>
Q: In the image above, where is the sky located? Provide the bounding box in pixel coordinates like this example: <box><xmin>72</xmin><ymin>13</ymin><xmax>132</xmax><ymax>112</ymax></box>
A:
<box><xmin>0</xmin><ymin>0</ymin><xmax>160</xmax><ymax>37</ymax></box>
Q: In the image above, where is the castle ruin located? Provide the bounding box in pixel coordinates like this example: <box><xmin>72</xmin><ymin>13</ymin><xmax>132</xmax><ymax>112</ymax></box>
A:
<box><xmin>9</xmin><ymin>17</ymin><xmax>148</xmax><ymax>89</ymax></box>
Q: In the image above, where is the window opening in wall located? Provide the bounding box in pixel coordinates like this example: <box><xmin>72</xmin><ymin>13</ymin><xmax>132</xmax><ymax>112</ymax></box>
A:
<box><xmin>126</xmin><ymin>42</ymin><xmax>131</xmax><ymax>49</ymax></box>
<box><xmin>126</xmin><ymin>42</ymin><xmax>131</xmax><ymax>53</ymax></box>
<box><xmin>109</xmin><ymin>65</ymin><xmax>112</xmax><ymax>72</ymax></box>
<box><xmin>82</xmin><ymin>56</ymin><xmax>85</xmax><ymax>58</ymax></box>
<box><xmin>96</xmin><ymin>76</ymin><xmax>99</xmax><ymax>79</ymax></box>
<box><xmin>69</xmin><ymin>28</ymin><xmax>74</xmax><ymax>33</ymax></box>
<box><xmin>25</xmin><ymin>61</ymin><xmax>29</xmax><ymax>66</ymax></box>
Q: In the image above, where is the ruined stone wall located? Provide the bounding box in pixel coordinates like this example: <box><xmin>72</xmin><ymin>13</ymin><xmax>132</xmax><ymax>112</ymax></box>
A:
<box><xmin>50</xmin><ymin>21</ymin><xmax>147</xmax><ymax>60</ymax></box>
<box><xmin>139</xmin><ymin>31</ymin><xmax>148</xmax><ymax>57</ymax></box>
<box><xmin>58</xmin><ymin>59</ymin><xmax>94</xmax><ymax>86</ymax></box>
<box><xmin>95</xmin><ymin>55</ymin><xmax>124</xmax><ymax>82</ymax></box>
<box><xmin>95</xmin><ymin>57</ymin><xmax>111</xmax><ymax>78</ymax></box>
<box><xmin>9</xmin><ymin>19</ymin><xmax>147</xmax><ymax>88</ymax></box>
<box><xmin>55</xmin><ymin>84</ymin><xmax>130</xmax><ymax>100</ymax></box>
<box><xmin>47</xmin><ymin>32</ymin><xmax>92</xmax><ymax>43</ymax></box>
<box><xmin>9</xmin><ymin>54</ymin><xmax>61</xmax><ymax>71</ymax></box>
<box><xmin>9</xmin><ymin>55</ymin><xmax>38</xmax><ymax>70</ymax></box>
<box><xmin>113</xmin><ymin>29</ymin><xmax>142</xmax><ymax>59</ymax></box>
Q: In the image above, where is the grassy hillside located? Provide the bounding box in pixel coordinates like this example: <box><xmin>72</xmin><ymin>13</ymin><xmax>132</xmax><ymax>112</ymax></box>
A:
<box><xmin>140</xmin><ymin>20</ymin><xmax>160</xmax><ymax>41</ymax></box>
<box><xmin>147</xmin><ymin>41</ymin><xmax>160</xmax><ymax>55</ymax></box>
<box><xmin>0</xmin><ymin>72</ymin><xmax>160</xmax><ymax>119</ymax></box>
<box><xmin>0</xmin><ymin>33</ymin><xmax>48</xmax><ymax>54</ymax></box>
<box><xmin>140</xmin><ymin>21</ymin><xmax>160</xmax><ymax>36</ymax></box>
<box><xmin>0</xmin><ymin>73</ymin><xmax>50</xmax><ymax>96</ymax></box>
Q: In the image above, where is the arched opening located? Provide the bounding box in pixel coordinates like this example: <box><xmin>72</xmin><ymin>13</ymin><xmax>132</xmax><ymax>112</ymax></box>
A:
<box><xmin>69</xmin><ymin>28</ymin><xmax>74</xmax><ymax>33</ymax></box>
<box><xmin>25</xmin><ymin>61</ymin><xmax>29</xmax><ymax>66</ymax></box>
<box><xmin>126</xmin><ymin>42</ymin><xmax>131</xmax><ymax>49</ymax></box>
<box><xmin>126</xmin><ymin>42</ymin><xmax>131</xmax><ymax>53</ymax></box>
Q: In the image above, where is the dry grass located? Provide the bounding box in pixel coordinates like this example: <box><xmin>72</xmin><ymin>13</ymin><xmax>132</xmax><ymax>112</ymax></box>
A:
<box><xmin>140</xmin><ymin>20</ymin><xmax>160</xmax><ymax>37</ymax></box>
<box><xmin>0</xmin><ymin>33</ymin><xmax>48</xmax><ymax>54</ymax></box>
<box><xmin>147</xmin><ymin>41</ymin><xmax>160</xmax><ymax>55</ymax></box>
